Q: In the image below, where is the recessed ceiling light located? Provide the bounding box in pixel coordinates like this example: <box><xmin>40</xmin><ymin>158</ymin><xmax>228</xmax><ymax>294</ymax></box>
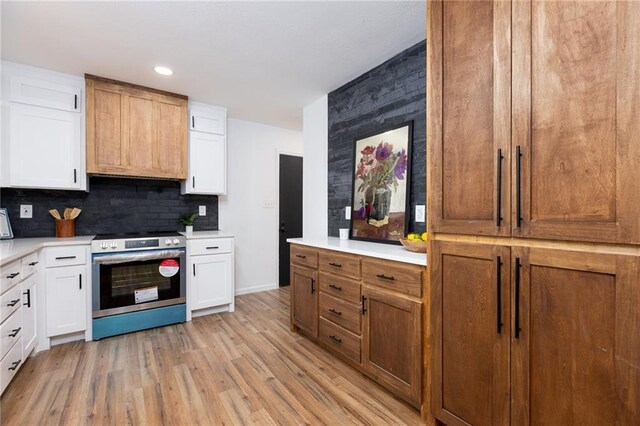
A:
<box><xmin>154</xmin><ymin>66</ymin><xmax>173</xmax><ymax>76</ymax></box>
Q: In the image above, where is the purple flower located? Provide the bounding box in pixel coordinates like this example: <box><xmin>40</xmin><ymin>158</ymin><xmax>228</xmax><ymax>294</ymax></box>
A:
<box><xmin>394</xmin><ymin>148</ymin><xmax>407</xmax><ymax>180</ymax></box>
<box><xmin>358</xmin><ymin>206</ymin><xmax>367</xmax><ymax>219</ymax></box>
<box><xmin>375</xmin><ymin>142</ymin><xmax>393</xmax><ymax>161</ymax></box>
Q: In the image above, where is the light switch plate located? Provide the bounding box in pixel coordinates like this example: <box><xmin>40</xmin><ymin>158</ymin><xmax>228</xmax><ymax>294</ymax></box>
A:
<box><xmin>415</xmin><ymin>205</ymin><xmax>425</xmax><ymax>222</ymax></box>
<box><xmin>345</xmin><ymin>206</ymin><xmax>351</xmax><ymax>220</ymax></box>
<box><xmin>199</xmin><ymin>205</ymin><xmax>206</xmax><ymax>216</ymax></box>
<box><xmin>20</xmin><ymin>204</ymin><xmax>32</xmax><ymax>219</ymax></box>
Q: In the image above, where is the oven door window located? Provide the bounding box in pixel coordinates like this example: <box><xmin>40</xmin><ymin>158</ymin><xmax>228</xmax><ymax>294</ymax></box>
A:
<box><xmin>99</xmin><ymin>257</ymin><xmax>181</xmax><ymax>310</ymax></box>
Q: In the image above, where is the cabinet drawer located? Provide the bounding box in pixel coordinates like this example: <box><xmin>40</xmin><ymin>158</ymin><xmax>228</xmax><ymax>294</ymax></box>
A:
<box><xmin>319</xmin><ymin>272</ymin><xmax>361</xmax><ymax>304</ymax></box>
<box><xmin>362</xmin><ymin>259</ymin><xmax>423</xmax><ymax>298</ymax></box>
<box><xmin>0</xmin><ymin>261</ymin><xmax>23</xmax><ymax>295</ymax></box>
<box><xmin>319</xmin><ymin>252</ymin><xmax>361</xmax><ymax>280</ymax></box>
<box><xmin>0</xmin><ymin>336</ymin><xmax>23</xmax><ymax>395</ymax></box>
<box><xmin>319</xmin><ymin>293</ymin><xmax>361</xmax><ymax>335</ymax></box>
<box><xmin>319</xmin><ymin>318</ymin><xmax>361</xmax><ymax>365</ymax></box>
<box><xmin>291</xmin><ymin>246</ymin><xmax>318</xmax><ymax>269</ymax></box>
<box><xmin>21</xmin><ymin>252</ymin><xmax>39</xmax><ymax>279</ymax></box>
<box><xmin>45</xmin><ymin>246</ymin><xmax>86</xmax><ymax>268</ymax></box>
<box><xmin>0</xmin><ymin>307</ymin><xmax>22</xmax><ymax>360</ymax></box>
<box><xmin>0</xmin><ymin>286</ymin><xmax>22</xmax><ymax>324</ymax></box>
<box><xmin>188</xmin><ymin>238</ymin><xmax>233</xmax><ymax>256</ymax></box>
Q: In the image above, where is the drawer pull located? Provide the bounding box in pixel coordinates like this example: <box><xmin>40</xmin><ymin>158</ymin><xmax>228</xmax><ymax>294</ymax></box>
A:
<box><xmin>23</xmin><ymin>289</ymin><xmax>31</xmax><ymax>308</ymax></box>
<box><xmin>295</xmin><ymin>254</ymin><xmax>306</xmax><ymax>259</ymax></box>
<box><xmin>328</xmin><ymin>284</ymin><xmax>342</xmax><ymax>291</ymax></box>
<box><xmin>328</xmin><ymin>335</ymin><xmax>342</xmax><ymax>344</ymax></box>
<box><xmin>7</xmin><ymin>299</ymin><xmax>20</xmax><ymax>307</ymax></box>
<box><xmin>6</xmin><ymin>272</ymin><xmax>20</xmax><ymax>279</ymax></box>
<box><xmin>8</xmin><ymin>359</ymin><xmax>21</xmax><ymax>371</ymax></box>
<box><xmin>28</xmin><ymin>261</ymin><xmax>39</xmax><ymax>266</ymax></box>
<box><xmin>55</xmin><ymin>256</ymin><xmax>77</xmax><ymax>260</ymax></box>
<box><xmin>329</xmin><ymin>262</ymin><xmax>342</xmax><ymax>268</ymax></box>
<box><xmin>206</xmin><ymin>246</ymin><xmax>219</xmax><ymax>250</ymax></box>
<box><xmin>376</xmin><ymin>274</ymin><xmax>395</xmax><ymax>281</ymax></box>
<box><xmin>311</xmin><ymin>278</ymin><xmax>315</xmax><ymax>294</ymax></box>
<box><xmin>329</xmin><ymin>308</ymin><xmax>342</xmax><ymax>316</ymax></box>
<box><xmin>8</xmin><ymin>327</ymin><xmax>21</xmax><ymax>338</ymax></box>
<box><xmin>362</xmin><ymin>295</ymin><xmax>367</xmax><ymax>315</ymax></box>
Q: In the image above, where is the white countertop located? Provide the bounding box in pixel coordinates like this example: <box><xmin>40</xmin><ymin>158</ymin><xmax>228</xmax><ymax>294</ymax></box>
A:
<box><xmin>0</xmin><ymin>235</ymin><xmax>95</xmax><ymax>266</ymax></box>
<box><xmin>287</xmin><ymin>237</ymin><xmax>427</xmax><ymax>266</ymax></box>
<box><xmin>180</xmin><ymin>230</ymin><xmax>234</xmax><ymax>239</ymax></box>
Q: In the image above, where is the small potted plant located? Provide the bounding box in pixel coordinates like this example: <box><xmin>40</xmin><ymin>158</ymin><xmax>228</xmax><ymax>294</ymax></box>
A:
<box><xmin>179</xmin><ymin>213</ymin><xmax>198</xmax><ymax>235</ymax></box>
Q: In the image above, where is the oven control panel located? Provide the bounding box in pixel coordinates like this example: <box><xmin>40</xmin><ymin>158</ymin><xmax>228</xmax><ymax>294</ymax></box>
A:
<box><xmin>125</xmin><ymin>239</ymin><xmax>160</xmax><ymax>249</ymax></box>
<box><xmin>91</xmin><ymin>235</ymin><xmax>186</xmax><ymax>252</ymax></box>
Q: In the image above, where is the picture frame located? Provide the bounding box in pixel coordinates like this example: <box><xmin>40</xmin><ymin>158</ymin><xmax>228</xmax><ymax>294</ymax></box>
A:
<box><xmin>0</xmin><ymin>208</ymin><xmax>14</xmax><ymax>239</ymax></box>
<box><xmin>349</xmin><ymin>121</ymin><xmax>413</xmax><ymax>245</ymax></box>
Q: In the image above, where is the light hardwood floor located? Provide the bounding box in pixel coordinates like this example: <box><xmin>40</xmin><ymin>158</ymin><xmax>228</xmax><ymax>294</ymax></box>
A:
<box><xmin>0</xmin><ymin>288</ymin><xmax>420</xmax><ymax>425</ymax></box>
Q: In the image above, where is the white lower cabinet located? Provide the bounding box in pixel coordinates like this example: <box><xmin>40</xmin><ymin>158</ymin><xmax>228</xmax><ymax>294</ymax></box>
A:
<box><xmin>21</xmin><ymin>274</ymin><xmax>37</xmax><ymax>355</ymax></box>
<box><xmin>0</xmin><ymin>336</ymin><xmax>23</xmax><ymax>395</ymax></box>
<box><xmin>45</xmin><ymin>264</ymin><xmax>86</xmax><ymax>337</ymax></box>
<box><xmin>187</xmin><ymin>238</ymin><xmax>234</xmax><ymax>317</ymax></box>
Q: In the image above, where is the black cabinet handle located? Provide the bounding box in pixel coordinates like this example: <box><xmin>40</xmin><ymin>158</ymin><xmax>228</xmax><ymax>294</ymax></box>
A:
<box><xmin>79</xmin><ymin>274</ymin><xmax>82</xmax><ymax>290</ymax></box>
<box><xmin>7</xmin><ymin>299</ymin><xmax>20</xmax><ymax>307</ymax></box>
<box><xmin>295</xmin><ymin>254</ymin><xmax>306</xmax><ymax>259</ymax></box>
<box><xmin>55</xmin><ymin>256</ymin><xmax>76</xmax><ymax>260</ymax></box>
<box><xmin>361</xmin><ymin>295</ymin><xmax>367</xmax><ymax>315</ymax></box>
<box><xmin>311</xmin><ymin>278</ymin><xmax>315</xmax><ymax>294</ymax></box>
<box><xmin>8</xmin><ymin>327</ymin><xmax>21</xmax><ymax>338</ymax></box>
<box><xmin>192</xmin><ymin>116</ymin><xmax>195</xmax><ymax>128</ymax></box>
<box><xmin>6</xmin><ymin>272</ymin><xmax>20</xmax><ymax>279</ymax></box>
<box><xmin>496</xmin><ymin>256</ymin><xmax>503</xmax><ymax>334</ymax></box>
<box><xmin>206</xmin><ymin>246</ymin><xmax>219</xmax><ymax>250</ymax></box>
<box><xmin>329</xmin><ymin>308</ymin><xmax>342</xmax><ymax>316</ymax></box>
<box><xmin>328</xmin><ymin>335</ymin><xmax>342</xmax><ymax>344</ymax></box>
<box><xmin>74</xmin><ymin>94</ymin><xmax>78</xmax><ymax>110</ymax></box>
<box><xmin>192</xmin><ymin>176</ymin><xmax>195</xmax><ymax>188</ymax></box>
<box><xmin>23</xmin><ymin>289</ymin><xmax>31</xmax><ymax>308</ymax></box>
<box><xmin>8</xmin><ymin>359</ymin><xmax>21</xmax><ymax>371</ymax></box>
<box><xmin>328</xmin><ymin>284</ymin><xmax>342</xmax><ymax>291</ymax></box>
<box><xmin>496</xmin><ymin>148</ymin><xmax>503</xmax><ymax>226</ymax></box>
<box><xmin>74</xmin><ymin>168</ymin><xmax>77</xmax><ymax>183</ymax></box>
<box><xmin>516</xmin><ymin>145</ymin><xmax>523</xmax><ymax>227</ymax></box>
<box><xmin>28</xmin><ymin>261</ymin><xmax>38</xmax><ymax>266</ymax></box>
<box><xmin>193</xmin><ymin>264</ymin><xmax>196</xmax><ymax>276</ymax></box>
<box><xmin>376</xmin><ymin>274</ymin><xmax>395</xmax><ymax>281</ymax></box>
<box><xmin>515</xmin><ymin>257</ymin><xmax>522</xmax><ymax>339</ymax></box>
<box><xmin>329</xmin><ymin>262</ymin><xmax>342</xmax><ymax>268</ymax></box>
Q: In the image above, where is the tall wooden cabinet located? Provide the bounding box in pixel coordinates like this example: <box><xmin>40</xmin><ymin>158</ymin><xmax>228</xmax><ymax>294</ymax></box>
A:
<box><xmin>428</xmin><ymin>1</ymin><xmax>640</xmax><ymax>425</ymax></box>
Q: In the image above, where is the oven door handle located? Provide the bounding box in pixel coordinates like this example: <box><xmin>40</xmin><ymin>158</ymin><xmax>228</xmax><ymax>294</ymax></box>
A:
<box><xmin>93</xmin><ymin>249</ymin><xmax>185</xmax><ymax>264</ymax></box>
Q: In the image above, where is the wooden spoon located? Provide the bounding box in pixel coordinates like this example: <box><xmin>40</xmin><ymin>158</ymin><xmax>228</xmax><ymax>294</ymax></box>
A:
<box><xmin>49</xmin><ymin>209</ymin><xmax>61</xmax><ymax>220</ymax></box>
<box><xmin>64</xmin><ymin>208</ymin><xmax>72</xmax><ymax>219</ymax></box>
<box><xmin>70</xmin><ymin>208</ymin><xmax>82</xmax><ymax>219</ymax></box>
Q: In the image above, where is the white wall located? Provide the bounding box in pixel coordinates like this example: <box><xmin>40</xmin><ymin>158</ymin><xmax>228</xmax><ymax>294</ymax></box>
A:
<box><xmin>219</xmin><ymin>119</ymin><xmax>302</xmax><ymax>295</ymax></box>
<box><xmin>302</xmin><ymin>95</ymin><xmax>328</xmax><ymax>238</ymax></box>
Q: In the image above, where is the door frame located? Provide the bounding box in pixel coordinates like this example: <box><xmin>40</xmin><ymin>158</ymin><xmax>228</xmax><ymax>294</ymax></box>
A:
<box><xmin>275</xmin><ymin>150</ymin><xmax>303</xmax><ymax>287</ymax></box>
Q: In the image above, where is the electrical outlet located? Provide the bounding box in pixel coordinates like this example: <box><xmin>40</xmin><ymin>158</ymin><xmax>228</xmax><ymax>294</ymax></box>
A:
<box><xmin>345</xmin><ymin>206</ymin><xmax>351</xmax><ymax>220</ymax></box>
<box><xmin>415</xmin><ymin>205</ymin><xmax>425</xmax><ymax>222</ymax></box>
<box><xmin>20</xmin><ymin>204</ymin><xmax>33</xmax><ymax>219</ymax></box>
<box><xmin>263</xmin><ymin>200</ymin><xmax>275</xmax><ymax>209</ymax></box>
<box><xmin>199</xmin><ymin>205</ymin><xmax>206</xmax><ymax>216</ymax></box>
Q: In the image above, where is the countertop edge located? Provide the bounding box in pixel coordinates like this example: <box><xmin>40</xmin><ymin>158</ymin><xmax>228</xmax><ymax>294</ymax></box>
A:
<box><xmin>1</xmin><ymin>236</ymin><xmax>95</xmax><ymax>266</ymax></box>
<box><xmin>180</xmin><ymin>230</ymin><xmax>235</xmax><ymax>239</ymax></box>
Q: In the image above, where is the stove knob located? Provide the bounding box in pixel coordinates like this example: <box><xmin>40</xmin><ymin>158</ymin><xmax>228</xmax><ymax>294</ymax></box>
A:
<box><xmin>110</xmin><ymin>242</ymin><xmax>117</xmax><ymax>249</ymax></box>
<box><xmin>101</xmin><ymin>242</ymin><xmax>108</xmax><ymax>249</ymax></box>
<box><xmin>173</xmin><ymin>239</ymin><xmax>180</xmax><ymax>245</ymax></box>
<box><xmin>165</xmin><ymin>239</ymin><xmax>172</xmax><ymax>245</ymax></box>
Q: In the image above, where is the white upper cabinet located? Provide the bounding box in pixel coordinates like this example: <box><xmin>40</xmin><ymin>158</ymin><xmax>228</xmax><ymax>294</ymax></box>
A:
<box><xmin>181</xmin><ymin>102</ymin><xmax>227</xmax><ymax>195</ymax></box>
<box><xmin>1</xmin><ymin>61</ymin><xmax>86</xmax><ymax>191</ymax></box>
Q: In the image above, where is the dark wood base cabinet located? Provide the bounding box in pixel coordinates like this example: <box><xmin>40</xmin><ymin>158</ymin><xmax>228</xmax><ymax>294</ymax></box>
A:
<box><xmin>289</xmin><ymin>244</ymin><xmax>425</xmax><ymax>410</ymax></box>
<box><xmin>431</xmin><ymin>240</ymin><xmax>640</xmax><ymax>426</ymax></box>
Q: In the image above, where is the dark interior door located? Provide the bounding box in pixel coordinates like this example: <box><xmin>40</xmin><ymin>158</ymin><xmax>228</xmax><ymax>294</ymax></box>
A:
<box><xmin>279</xmin><ymin>154</ymin><xmax>303</xmax><ymax>286</ymax></box>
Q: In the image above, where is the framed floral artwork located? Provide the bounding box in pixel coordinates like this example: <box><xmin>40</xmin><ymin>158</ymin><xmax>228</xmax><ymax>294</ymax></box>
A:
<box><xmin>349</xmin><ymin>122</ymin><xmax>412</xmax><ymax>244</ymax></box>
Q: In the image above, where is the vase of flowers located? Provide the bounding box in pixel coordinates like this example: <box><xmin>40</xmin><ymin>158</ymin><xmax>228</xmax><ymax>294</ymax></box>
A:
<box><xmin>355</xmin><ymin>141</ymin><xmax>407</xmax><ymax>226</ymax></box>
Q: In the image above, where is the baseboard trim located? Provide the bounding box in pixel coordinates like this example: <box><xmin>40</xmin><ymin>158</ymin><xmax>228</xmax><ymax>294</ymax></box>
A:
<box><xmin>235</xmin><ymin>283</ymin><xmax>279</xmax><ymax>296</ymax></box>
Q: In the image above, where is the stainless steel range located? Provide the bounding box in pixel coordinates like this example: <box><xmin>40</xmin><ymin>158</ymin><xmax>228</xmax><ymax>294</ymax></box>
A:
<box><xmin>91</xmin><ymin>232</ymin><xmax>186</xmax><ymax>339</ymax></box>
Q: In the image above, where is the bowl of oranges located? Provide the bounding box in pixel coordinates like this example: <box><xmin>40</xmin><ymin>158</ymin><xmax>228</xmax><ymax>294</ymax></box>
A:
<box><xmin>399</xmin><ymin>232</ymin><xmax>428</xmax><ymax>253</ymax></box>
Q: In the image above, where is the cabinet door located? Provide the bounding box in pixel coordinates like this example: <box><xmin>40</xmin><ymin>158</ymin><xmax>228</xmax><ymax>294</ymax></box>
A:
<box><xmin>512</xmin><ymin>1</ymin><xmax>640</xmax><ymax>244</ymax></box>
<box><xmin>45</xmin><ymin>265</ymin><xmax>86</xmax><ymax>337</ymax></box>
<box><xmin>362</xmin><ymin>285</ymin><xmax>422</xmax><ymax>408</ymax></box>
<box><xmin>427</xmin><ymin>0</ymin><xmax>511</xmax><ymax>236</ymax></box>
<box><xmin>190</xmin><ymin>107</ymin><xmax>225</xmax><ymax>135</ymax></box>
<box><xmin>290</xmin><ymin>266</ymin><xmax>318</xmax><ymax>337</ymax></box>
<box><xmin>10</xmin><ymin>75</ymin><xmax>81</xmax><ymax>112</ymax></box>
<box><xmin>21</xmin><ymin>274</ymin><xmax>37</xmax><ymax>356</ymax></box>
<box><xmin>190</xmin><ymin>253</ymin><xmax>233</xmax><ymax>310</ymax></box>
<box><xmin>187</xmin><ymin>131</ymin><xmax>225</xmax><ymax>194</ymax></box>
<box><xmin>86</xmin><ymin>79</ymin><xmax>124</xmax><ymax>173</ymax></box>
<box><xmin>512</xmin><ymin>248</ymin><xmax>640</xmax><ymax>425</ymax></box>
<box><xmin>430</xmin><ymin>240</ymin><xmax>510</xmax><ymax>426</ymax></box>
<box><xmin>156</xmin><ymin>97</ymin><xmax>187</xmax><ymax>178</ymax></box>
<box><xmin>125</xmin><ymin>94</ymin><xmax>155</xmax><ymax>172</ymax></box>
<box><xmin>8</xmin><ymin>103</ymin><xmax>83</xmax><ymax>190</ymax></box>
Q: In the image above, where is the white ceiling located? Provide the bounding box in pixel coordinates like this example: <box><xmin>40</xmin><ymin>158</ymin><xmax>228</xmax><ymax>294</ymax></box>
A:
<box><xmin>1</xmin><ymin>1</ymin><xmax>426</xmax><ymax>130</ymax></box>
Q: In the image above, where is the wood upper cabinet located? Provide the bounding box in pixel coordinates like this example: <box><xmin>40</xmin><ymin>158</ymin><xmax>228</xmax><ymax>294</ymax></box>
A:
<box><xmin>85</xmin><ymin>75</ymin><xmax>187</xmax><ymax>179</ymax></box>
<box><xmin>362</xmin><ymin>285</ymin><xmax>422</xmax><ymax>408</ymax></box>
<box><xmin>512</xmin><ymin>1</ymin><xmax>640</xmax><ymax>244</ymax></box>
<box><xmin>290</xmin><ymin>266</ymin><xmax>318</xmax><ymax>338</ymax></box>
<box><xmin>511</xmin><ymin>247</ymin><xmax>640</xmax><ymax>425</ymax></box>
<box><xmin>429</xmin><ymin>1</ymin><xmax>640</xmax><ymax>245</ymax></box>
<box><xmin>428</xmin><ymin>0</ymin><xmax>512</xmax><ymax>236</ymax></box>
<box><xmin>430</xmin><ymin>240</ymin><xmax>510</xmax><ymax>426</ymax></box>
